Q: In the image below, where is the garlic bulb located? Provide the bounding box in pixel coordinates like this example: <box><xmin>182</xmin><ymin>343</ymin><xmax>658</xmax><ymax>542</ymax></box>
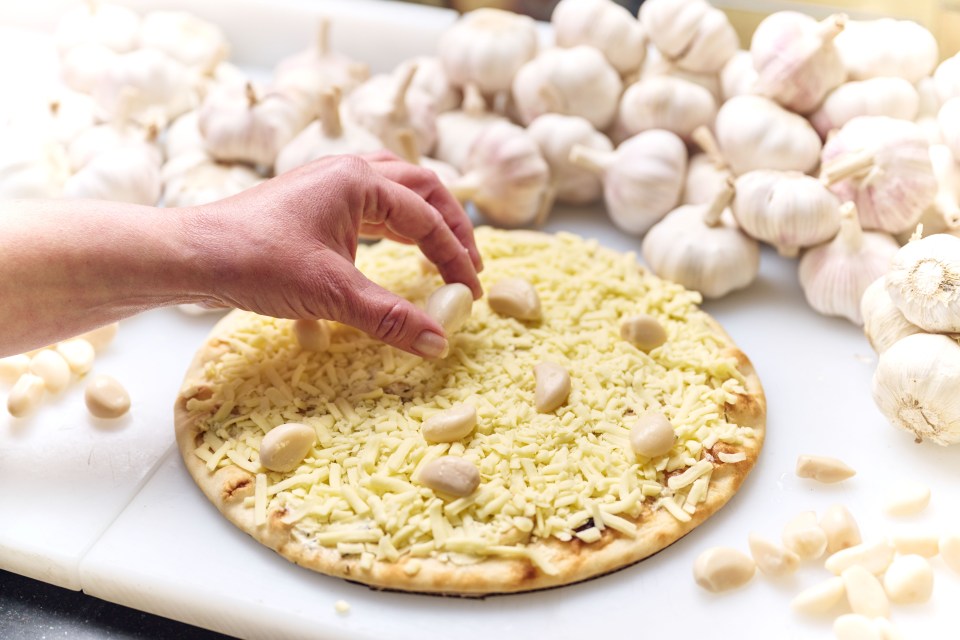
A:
<box><xmin>872</xmin><ymin>333</ymin><xmax>960</xmax><ymax>446</ymax></box>
<box><xmin>682</xmin><ymin>126</ymin><xmax>732</xmax><ymax>205</ymax></box>
<box><xmin>750</xmin><ymin>12</ymin><xmax>846</xmax><ymax>115</ymax></box>
<box><xmin>55</xmin><ymin>0</ymin><xmax>141</xmax><ymax>54</ymax></box>
<box><xmin>161</xmin><ymin>150</ymin><xmax>262</xmax><ymax>207</ymax></box>
<box><xmin>639</xmin><ymin>0</ymin><xmax>738</xmax><ymax>74</ymax></box>
<box><xmin>715</xmin><ymin>95</ymin><xmax>822</xmax><ymax>176</ymax></box>
<box><xmin>821</xmin><ymin>116</ymin><xmax>936</xmax><ymax>234</ymax></box>
<box><xmin>64</xmin><ymin>144</ymin><xmax>162</xmax><ymax>205</ymax></box>
<box><xmin>419</xmin><ymin>157</ymin><xmax>461</xmax><ymax>191</ymax></box>
<box><xmin>275</xmin><ymin>90</ymin><xmax>383</xmax><ymax>176</ymax></box>
<box><xmin>835</xmin><ymin>19</ymin><xmax>938</xmax><ymax>84</ymax></box>
<box><xmin>885</xmin><ymin>233</ymin><xmax>960</xmax><ymax>333</ymax></box>
<box><xmin>570</xmin><ymin>129</ymin><xmax>687</xmax><ymax>235</ymax></box>
<box><xmin>450</xmin><ymin>121</ymin><xmax>553</xmax><ymax>227</ymax></box>
<box><xmin>0</xmin><ymin>132</ymin><xmax>70</xmax><ymax>199</ymax></box>
<box><xmin>5</xmin><ymin>90</ymin><xmax>98</xmax><ymax>147</ymax></box>
<box><xmin>60</xmin><ymin>42</ymin><xmax>117</xmax><ymax>94</ymax></box>
<box><xmin>719</xmin><ymin>50</ymin><xmax>757</xmax><ymax>101</ymax></box>
<box><xmin>616</xmin><ymin>76</ymin><xmax>716</xmax><ymax>143</ymax></box>
<box><xmin>733</xmin><ymin>170</ymin><xmax>841</xmax><ymax>257</ymax></box>
<box><xmin>527</xmin><ymin>113</ymin><xmax>612</xmax><ymax>205</ymax></box>
<box><xmin>643</xmin><ymin>180</ymin><xmax>759</xmax><ymax>298</ymax></box>
<box><xmin>640</xmin><ymin>46</ymin><xmax>722</xmax><ymax>103</ymax></box>
<box><xmin>552</xmin><ymin>0</ymin><xmax>646</xmax><ymax>77</ymax></box>
<box><xmin>860</xmin><ymin>276</ymin><xmax>922</xmax><ymax>354</ymax></box>
<box><xmin>938</xmin><ymin>98</ymin><xmax>960</xmax><ymax>163</ymax></box>
<box><xmin>199</xmin><ymin>81</ymin><xmax>309</xmax><ymax>167</ymax></box>
<box><xmin>93</xmin><ymin>48</ymin><xmax>200</xmax><ymax>125</ymax></box>
<box><xmin>434</xmin><ymin>84</ymin><xmax>507</xmax><ymax>171</ymax></box>
<box><xmin>798</xmin><ymin>202</ymin><xmax>899</xmax><ymax>324</ymax></box>
<box><xmin>916</xmin><ymin>77</ymin><xmax>942</xmax><ymax>118</ymax></box>
<box><xmin>438</xmin><ymin>9</ymin><xmax>537</xmax><ymax>96</ymax></box>
<box><xmin>68</xmin><ymin>92</ymin><xmax>158</xmax><ymax>171</ymax></box>
<box><xmin>164</xmin><ymin>110</ymin><xmax>206</xmax><ymax>159</ymax></box>
<box><xmin>395</xmin><ymin>57</ymin><xmax>459</xmax><ymax>114</ymax></box>
<box><xmin>895</xmin><ymin>145</ymin><xmax>960</xmax><ymax>243</ymax></box>
<box><xmin>343</xmin><ymin>65</ymin><xmax>437</xmax><ymax>157</ymax></box>
<box><xmin>511</xmin><ymin>46</ymin><xmax>622</xmax><ymax>130</ymax></box>
<box><xmin>139</xmin><ymin>11</ymin><xmax>230</xmax><ymax>74</ymax></box>
<box><xmin>810</xmin><ymin>78</ymin><xmax>920</xmax><ymax>139</ymax></box>
<box><xmin>274</xmin><ymin>17</ymin><xmax>369</xmax><ymax>102</ymax></box>
<box><xmin>934</xmin><ymin>53</ymin><xmax>960</xmax><ymax>104</ymax></box>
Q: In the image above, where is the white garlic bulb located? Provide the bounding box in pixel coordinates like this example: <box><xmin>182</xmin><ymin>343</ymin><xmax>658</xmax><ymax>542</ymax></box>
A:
<box><xmin>896</xmin><ymin>145</ymin><xmax>960</xmax><ymax>243</ymax></box>
<box><xmin>67</xmin><ymin>92</ymin><xmax>158</xmax><ymax>172</ymax></box>
<box><xmin>4</xmin><ymin>90</ymin><xmax>98</xmax><ymax>147</ymax></box>
<box><xmin>395</xmin><ymin>57</ymin><xmax>459</xmax><ymax>114</ymax></box>
<box><xmin>438</xmin><ymin>8</ymin><xmax>537</xmax><ymax>96</ymax></box>
<box><xmin>643</xmin><ymin>180</ymin><xmax>759</xmax><ymax>298</ymax></box>
<box><xmin>0</xmin><ymin>132</ymin><xmax>70</xmax><ymax>199</ymax></box>
<box><xmin>552</xmin><ymin>0</ymin><xmax>646</xmax><ymax>77</ymax></box>
<box><xmin>511</xmin><ymin>47</ymin><xmax>622</xmax><ymax>130</ymax></box>
<box><xmin>275</xmin><ymin>90</ymin><xmax>383</xmax><ymax>176</ymax></box>
<box><xmin>60</xmin><ymin>42</ymin><xmax>117</xmax><ymax>94</ymax></box>
<box><xmin>733</xmin><ymin>170</ymin><xmax>841</xmax><ymax>257</ymax></box>
<box><xmin>93</xmin><ymin>48</ymin><xmax>200</xmax><ymax>126</ymax></box>
<box><xmin>640</xmin><ymin>45</ymin><xmax>722</xmax><ymax>103</ymax></box>
<box><xmin>161</xmin><ymin>150</ymin><xmax>262</xmax><ymax>207</ymax></box>
<box><xmin>55</xmin><ymin>0</ymin><xmax>141</xmax><ymax>54</ymax></box>
<box><xmin>810</xmin><ymin>78</ymin><xmax>920</xmax><ymax>139</ymax></box>
<box><xmin>450</xmin><ymin>121</ymin><xmax>553</xmax><ymax>227</ymax></box>
<box><xmin>164</xmin><ymin>110</ymin><xmax>206</xmax><ymax>160</ymax></box>
<box><xmin>835</xmin><ymin>19</ymin><xmax>938</xmax><ymax>85</ymax></box>
<box><xmin>934</xmin><ymin>53</ymin><xmax>960</xmax><ymax>104</ymax></box>
<box><xmin>570</xmin><ymin>129</ymin><xmax>687</xmax><ymax>235</ymax></box>
<box><xmin>872</xmin><ymin>333</ymin><xmax>960</xmax><ymax>446</ymax></box>
<box><xmin>199</xmin><ymin>81</ymin><xmax>309</xmax><ymax>167</ymax></box>
<box><xmin>916</xmin><ymin>77</ymin><xmax>942</xmax><ymax>118</ymax></box>
<box><xmin>885</xmin><ymin>233</ymin><xmax>960</xmax><ymax>333</ymax></box>
<box><xmin>616</xmin><ymin>76</ymin><xmax>716</xmax><ymax>143</ymax></box>
<box><xmin>750</xmin><ymin>12</ymin><xmax>846</xmax><ymax>115</ymax></box>
<box><xmin>139</xmin><ymin>11</ymin><xmax>230</xmax><ymax>74</ymax></box>
<box><xmin>418</xmin><ymin>157</ymin><xmax>461</xmax><ymax>192</ymax></box>
<box><xmin>798</xmin><ymin>202</ymin><xmax>899</xmax><ymax>324</ymax></box>
<box><xmin>821</xmin><ymin>116</ymin><xmax>936</xmax><ymax>234</ymax></box>
<box><xmin>274</xmin><ymin>17</ymin><xmax>369</xmax><ymax>102</ymax></box>
<box><xmin>434</xmin><ymin>84</ymin><xmax>507</xmax><ymax>171</ymax></box>
<box><xmin>938</xmin><ymin>98</ymin><xmax>960</xmax><ymax>163</ymax></box>
<box><xmin>343</xmin><ymin>66</ymin><xmax>437</xmax><ymax>157</ymax></box>
<box><xmin>860</xmin><ymin>276</ymin><xmax>922</xmax><ymax>354</ymax></box>
<box><xmin>715</xmin><ymin>95</ymin><xmax>822</xmax><ymax>176</ymax></box>
<box><xmin>64</xmin><ymin>144</ymin><xmax>162</xmax><ymax>205</ymax></box>
<box><xmin>527</xmin><ymin>113</ymin><xmax>612</xmax><ymax>205</ymax></box>
<box><xmin>719</xmin><ymin>50</ymin><xmax>757</xmax><ymax>101</ymax></box>
<box><xmin>639</xmin><ymin>0</ymin><xmax>738</xmax><ymax>74</ymax></box>
<box><xmin>682</xmin><ymin>126</ymin><xmax>732</xmax><ymax>205</ymax></box>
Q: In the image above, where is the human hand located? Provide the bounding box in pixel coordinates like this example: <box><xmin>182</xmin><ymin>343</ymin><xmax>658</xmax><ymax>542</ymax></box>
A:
<box><xmin>181</xmin><ymin>153</ymin><xmax>483</xmax><ymax>358</ymax></box>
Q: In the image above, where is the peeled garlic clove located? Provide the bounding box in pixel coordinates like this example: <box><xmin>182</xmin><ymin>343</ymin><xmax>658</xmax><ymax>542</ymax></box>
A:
<box><xmin>527</xmin><ymin>113</ymin><xmax>612</xmax><ymax>205</ymax></box>
<box><xmin>833</xmin><ymin>614</ymin><xmax>884</xmax><ymax>640</ymax></box>
<box><xmin>715</xmin><ymin>95</ymin><xmax>822</xmax><ymax>176</ymax></box>
<box><xmin>884</xmin><ymin>480</ymin><xmax>931</xmax><ymax>516</ymax></box>
<box><xmin>616</xmin><ymin>76</ymin><xmax>717</xmax><ymax>143</ymax></box>
<box><xmin>629</xmin><ymin>411</ymin><xmax>675</xmax><ymax>458</ymax></box>
<box><xmin>860</xmin><ymin>276</ymin><xmax>922</xmax><ymax>354</ymax></box>
<box><xmin>819</xmin><ymin>505</ymin><xmax>862</xmax><ymax>554</ymax></box>
<box><xmin>0</xmin><ymin>354</ymin><xmax>31</xmax><ymax>384</ymax></box>
<box><xmin>64</xmin><ymin>145</ymin><xmax>162</xmax><ymax>206</ymax></box>
<box><xmin>139</xmin><ymin>10</ymin><xmax>229</xmax><ymax>74</ymax></box>
<box><xmin>274</xmin><ymin>18</ymin><xmax>370</xmax><ymax>101</ymax></box>
<box><xmin>417</xmin><ymin>456</ymin><xmax>481</xmax><ymax>497</ymax></box>
<box><xmin>551</xmin><ymin>0</ymin><xmax>646</xmax><ymax>77</ymax></box>
<box><xmin>434</xmin><ymin>84</ymin><xmax>508</xmax><ymax>172</ymax></box>
<box><xmin>534</xmin><ymin>362</ymin><xmax>571</xmax><ymax>413</ymax></box>
<box><xmin>487</xmin><ymin>278</ymin><xmax>542</xmax><ymax>321</ymax></box>
<box><xmin>425</xmin><ymin>283</ymin><xmax>473</xmax><ymax>335</ymax></box>
<box><xmin>825</xmin><ymin>538</ymin><xmax>896</xmax><ymax>575</ymax></box>
<box><xmin>719</xmin><ymin>50</ymin><xmax>757</xmax><ymax>102</ymax></box>
<box><xmin>885</xmin><ymin>233</ymin><xmax>960</xmax><ymax>333</ymax></box>
<box><xmin>639</xmin><ymin>0</ymin><xmax>738</xmax><ymax>74</ymax></box>
<box><xmin>811</xmin><ymin>78</ymin><xmax>920</xmax><ymax>139</ymax></box>
<box><xmin>791</xmin><ymin>576</ymin><xmax>845</xmax><ymax>615</ymax></box>
<box><xmin>798</xmin><ymin>202</ymin><xmax>899</xmax><ymax>325</ymax></box>
<box><xmin>56</xmin><ymin>339</ymin><xmax>95</xmax><ymax>375</ymax></box>
<box><xmin>78</xmin><ymin>323</ymin><xmax>119</xmax><ymax>352</ymax></box>
<box><xmin>570</xmin><ymin>130</ymin><xmax>686</xmax><ymax>236</ymax></box>
<box><xmin>7</xmin><ymin>373</ymin><xmax>45</xmax><ymax>418</ymax></box>
<box><xmin>511</xmin><ymin>46</ymin><xmax>622</xmax><ymax>130</ymax></box>
<box><xmin>421</xmin><ymin>404</ymin><xmax>477</xmax><ymax>443</ymax></box>
<box><xmin>55</xmin><ymin>1</ymin><xmax>141</xmax><ymax>54</ymax></box>
<box><xmin>782</xmin><ymin>511</ymin><xmax>828</xmax><ymax>560</ymax></box>
<box><xmin>84</xmin><ymin>374</ymin><xmax>131</xmax><ymax>419</ymax></box>
<box><xmin>748</xmin><ymin>532</ymin><xmax>800</xmax><ymax>578</ymax></box>
<box><xmin>692</xmin><ymin>546</ymin><xmax>755</xmax><ymax>593</ymax></box>
<box><xmin>842</xmin><ymin>565</ymin><xmax>890</xmax><ymax>618</ymax></box>
<box><xmin>883</xmin><ymin>554</ymin><xmax>934</xmax><ymax>604</ymax></box>
<box><xmin>835</xmin><ymin>18</ymin><xmax>938</xmax><ymax>84</ymax></box>
<box><xmin>259</xmin><ymin>422</ymin><xmax>316</xmax><ymax>472</ymax></box>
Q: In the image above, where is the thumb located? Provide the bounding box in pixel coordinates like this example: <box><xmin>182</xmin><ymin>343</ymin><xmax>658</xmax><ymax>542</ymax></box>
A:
<box><xmin>324</xmin><ymin>256</ymin><xmax>448</xmax><ymax>359</ymax></box>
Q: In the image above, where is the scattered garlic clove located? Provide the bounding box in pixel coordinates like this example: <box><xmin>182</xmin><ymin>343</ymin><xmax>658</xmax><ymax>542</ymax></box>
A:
<box><xmin>782</xmin><ymin>511</ymin><xmax>828</xmax><ymax>561</ymax></box>
<box><xmin>438</xmin><ymin>8</ymin><xmax>537</xmax><ymax>96</ymax></box>
<box><xmin>274</xmin><ymin>17</ymin><xmax>370</xmax><ymax>102</ymax></box>
<box><xmin>860</xmin><ymin>276</ymin><xmax>922</xmax><ymax>354</ymax></box>
<box><xmin>55</xmin><ymin>1</ymin><xmax>141</xmax><ymax>54</ymax></box>
<box><xmin>84</xmin><ymin>374</ymin><xmax>131</xmax><ymax>419</ymax></box>
<box><xmin>551</xmin><ymin>0</ymin><xmax>646</xmax><ymax>77</ymax></box>
<box><xmin>810</xmin><ymin>78</ymin><xmax>920</xmax><ymax>140</ymax></box>
<box><xmin>692</xmin><ymin>547</ymin><xmax>755</xmax><ymax>593</ymax></box>
<box><xmin>835</xmin><ymin>18</ymin><xmax>938</xmax><ymax>84</ymax></box>
<box><xmin>258</xmin><ymin>422</ymin><xmax>316</xmax><ymax>472</ymax></box>
<box><xmin>941</xmin><ymin>534</ymin><xmax>960</xmax><ymax>573</ymax></box>
<box><xmin>161</xmin><ymin>150</ymin><xmax>263</xmax><ymax>207</ymax></box>
<box><xmin>748</xmin><ymin>533</ymin><xmax>800</xmax><ymax>578</ymax></box>
<box><xmin>139</xmin><ymin>10</ymin><xmax>230</xmax><ymax>74</ymax></box>
<box><xmin>842</xmin><ymin>565</ymin><xmax>890</xmax><ymax>618</ymax></box>
<box><xmin>629</xmin><ymin>410</ymin><xmax>676</xmax><ymax>458</ymax></box>
<box><xmin>715</xmin><ymin>95</ymin><xmax>822</xmax><ymax>176</ymax></box>
<box><xmin>820</xmin><ymin>505</ymin><xmax>862</xmax><ymax>554</ymax></box>
<box><xmin>795</xmin><ymin>455</ymin><xmax>856</xmax><ymax>484</ymax></box>
<box><xmin>886</xmin><ymin>233</ymin><xmax>960</xmax><ymax>333</ymax></box>
<box><xmin>526</xmin><ymin>113</ymin><xmax>612</xmax><ymax>205</ymax></box>
<box><xmin>29</xmin><ymin>350</ymin><xmax>72</xmax><ymax>395</ymax></box>
<box><xmin>639</xmin><ymin>0</ymin><xmax>738</xmax><ymax>74</ymax></box>
<box><xmin>7</xmin><ymin>374</ymin><xmax>45</xmax><ymax>418</ymax></box>
<box><xmin>833</xmin><ymin>614</ymin><xmax>885</xmax><ymax>640</ymax></box>
<box><xmin>884</xmin><ymin>480</ymin><xmax>931</xmax><ymax>516</ymax></box>
<box><xmin>292</xmin><ymin>319</ymin><xmax>331</xmax><ymax>352</ymax></box>
<box><xmin>56</xmin><ymin>339</ymin><xmax>95</xmax><ymax>375</ymax></box>
<box><xmin>570</xmin><ymin>130</ymin><xmax>686</xmax><ymax>236</ymax></box>
<box><xmin>872</xmin><ymin>333</ymin><xmax>960</xmax><ymax>446</ymax></box>
<box><xmin>750</xmin><ymin>12</ymin><xmax>847</xmax><ymax>115</ymax></box>
<box><xmin>798</xmin><ymin>202</ymin><xmax>900</xmax><ymax>325</ymax></box>
<box><xmin>891</xmin><ymin>531</ymin><xmax>940</xmax><ymax>557</ymax></box>
<box><xmin>534</xmin><ymin>362</ymin><xmax>571</xmax><ymax>413</ymax></box>
<box><xmin>487</xmin><ymin>278</ymin><xmax>542</xmax><ymax>321</ymax></box>
<box><xmin>719</xmin><ymin>50</ymin><xmax>757</xmax><ymax>102</ymax></box>
<box><xmin>0</xmin><ymin>355</ymin><xmax>31</xmax><ymax>384</ymax></box>
<box><xmin>643</xmin><ymin>179</ymin><xmax>760</xmax><ymax>299</ymax></box>
<box><xmin>421</xmin><ymin>404</ymin><xmax>477</xmax><ymax>443</ymax></box>
<box><xmin>825</xmin><ymin>538</ymin><xmax>896</xmax><ymax>575</ymax></box>
<box><xmin>620</xmin><ymin>315</ymin><xmax>667</xmax><ymax>352</ymax></box>
<box><xmin>791</xmin><ymin>576</ymin><xmax>845</xmax><ymax>615</ymax></box>
<box><xmin>417</xmin><ymin>456</ymin><xmax>480</xmax><ymax>497</ymax></box>
<box><xmin>616</xmin><ymin>76</ymin><xmax>716</xmax><ymax>143</ymax></box>
<box><xmin>78</xmin><ymin>323</ymin><xmax>118</xmax><ymax>352</ymax></box>
<box><xmin>883</xmin><ymin>554</ymin><xmax>934</xmax><ymax>604</ymax></box>
<box><xmin>434</xmin><ymin>84</ymin><xmax>508</xmax><ymax>172</ymax></box>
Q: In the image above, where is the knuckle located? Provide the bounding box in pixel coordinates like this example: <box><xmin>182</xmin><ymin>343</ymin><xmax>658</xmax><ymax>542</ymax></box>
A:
<box><xmin>374</xmin><ymin>300</ymin><xmax>411</xmax><ymax>343</ymax></box>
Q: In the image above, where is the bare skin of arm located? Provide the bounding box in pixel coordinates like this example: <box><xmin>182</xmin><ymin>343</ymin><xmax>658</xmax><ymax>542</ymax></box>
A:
<box><xmin>0</xmin><ymin>153</ymin><xmax>483</xmax><ymax>358</ymax></box>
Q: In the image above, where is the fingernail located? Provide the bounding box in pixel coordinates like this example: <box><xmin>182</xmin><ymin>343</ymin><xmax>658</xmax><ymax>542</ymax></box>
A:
<box><xmin>413</xmin><ymin>331</ymin><xmax>448</xmax><ymax>359</ymax></box>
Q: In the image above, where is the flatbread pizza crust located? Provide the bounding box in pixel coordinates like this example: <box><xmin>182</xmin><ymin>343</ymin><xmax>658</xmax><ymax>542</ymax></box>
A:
<box><xmin>175</xmin><ymin>229</ymin><xmax>766</xmax><ymax>595</ymax></box>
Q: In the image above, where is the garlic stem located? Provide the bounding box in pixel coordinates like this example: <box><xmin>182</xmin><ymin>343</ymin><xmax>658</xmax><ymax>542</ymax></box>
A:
<box><xmin>703</xmin><ymin>177</ymin><xmax>735</xmax><ymax>227</ymax></box>
<box><xmin>244</xmin><ymin>82</ymin><xmax>258</xmax><ymax>109</ymax></box>
<box><xmin>909</xmin><ymin>224</ymin><xmax>924</xmax><ymax>243</ymax></box>
<box><xmin>397</xmin><ymin>128</ymin><xmax>420</xmax><ymax>164</ymax></box>
<box><xmin>318</xmin><ymin>88</ymin><xmax>343</xmax><ymax>138</ymax></box>
<box><xmin>392</xmin><ymin>62</ymin><xmax>417</xmax><ymax>121</ymax></box>
<box><xmin>315</xmin><ymin>17</ymin><xmax>331</xmax><ymax>56</ymax></box>
<box><xmin>568</xmin><ymin>144</ymin><xmax>614</xmax><ymax>175</ymax></box>
<box><xmin>821</xmin><ymin>149</ymin><xmax>875</xmax><ymax>186</ymax></box>
<box><xmin>462</xmin><ymin>84</ymin><xmax>486</xmax><ymax>117</ymax></box>
<box><xmin>838</xmin><ymin>201</ymin><xmax>864</xmax><ymax>253</ymax></box>
<box><xmin>692</xmin><ymin>126</ymin><xmax>727</xmax><ymax>170</ymax></box>
<box><xmin>449</xmin><ymin>172</ymin><xmax>481</xmax><ymax>202</ymax></box>
<box><xmin>816</xmin><ymin>13</ymin><xmax>847</xmax><ymax>43</ymax></box>
<box><xmin>85</xmin><ymin>0</ymin><xmax>99</xmax><ymax>14</ymax></box>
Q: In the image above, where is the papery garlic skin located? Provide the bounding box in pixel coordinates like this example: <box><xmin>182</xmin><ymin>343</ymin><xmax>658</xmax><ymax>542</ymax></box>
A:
<box><xmin>799</xmin><ymin>203</ymin><xmax>899</xmax><ymax>324</ymax></box>
<box><xmin>438</xmin><ymin>9</ymin><xmax>537</xmax><ymax>96</ymax></box>
<box><xmin>821</xmin><ymin>116</ymin><xmax>936</xmax><ymax>234</ymax></box>
<box><xmin>63</xmin><ymin>144</ymin><xmax>162</xmax><ymax>205</ymax></box>
<box><xmin>617</xmin><ymin>76</ymin><xmax>716</xmax><ymax>143</ymax></box>
<box><xmin>93</xmin><ymin>48</ymin><xmax>200</xmax><ymax>126</ymax></box>
<box><xmin>552</xmin><ymin>0</ymin><xmax>646</xmax><ymax>77</ymax></box>
<box><xmin>343</xmin><ymin>69</ymin><xmax>437</xmax><ymax>157</ymax></box>
<box><xmin>274</xmin><ymin>18</ymin><xmax>369</xmax><ymax>102</ymax></box>
<box><xmin>139</xmin><ymin>11</ymin><xmax>229</xmax><ymax>74</ymax></box>
<box><xmin>55</xmin><ymin>1</ymin><xmax>141</xmax><ymax>54</ymax></box>
<box><xmin>885</xmin><ymin>234</ymin><xmax>960</xmax><ymax>333</ymax></box>
<box><xmin>161</xmin><ymin>150</ymin><xmax>262</xmax><ymax>207</ymax></box>
<box><xmin>434</xmin><ymin>85</ymin><xmax>507</xmax><ymax>171</ymax></box>
<box><xmin>751</xmin><ymin>12</ymin><xmax>846</xmax><ymax>115</ymax></box>
<box><xmin>0</xmin><ymin>134</ymin><xmax>70</xmax><ymax>199</ymax></box>
<box><xmin>835</xmin><ymin>19</ymin><xmax>938</xmax><ymax>85</ymax></box>
<box><xmin>861</xmin><ymin>276</ymin><xmax>922</xmax><ymax>354</ymax></box>
<box><xmin>872</xmin><ymin>333</ymin><xmax>960</xmax><ymax>446</ymax></box>
<box><xmin>715</xmin><ymin>95</ymin><xmax>822</xmax><ymax>176</ymax></box>
<box><xmin>511</xmin><ymin>46</ymin><xmax>622</xmax><ymax>130</ymax></box>
<box><xmin>733</xmin><ymin>170</ymin><xmax>841</xmax><ymax>257</ymax></box>
<box><xmin>60</xmin><ymin>43</ymin><xmax>117</xmax><ymax>94</ymax></box>
<box><xmin>527</xmin><ymin>113</ymin><xmax>612</xmax><ymax>205</ymax></box>
<box><xmin>639</xmin><ymin>0</ymin><xmax>737</xmax><ymax>74</ymax></box>
<box><xmin>719</xmin><ymin>50</ymin><xmax>756</xmax><ymax>101</ymax></box>
<box><xmin>811</xmin><ymin>78</ymin><xmax>919</xmax><ymax>139</ymax></box>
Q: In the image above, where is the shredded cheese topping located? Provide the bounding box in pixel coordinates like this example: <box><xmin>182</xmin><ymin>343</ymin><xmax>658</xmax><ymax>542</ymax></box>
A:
<box><xmin>186</xmin><ymin>229</ymin><xmax>755</xmax><ymax>574</ymax></box>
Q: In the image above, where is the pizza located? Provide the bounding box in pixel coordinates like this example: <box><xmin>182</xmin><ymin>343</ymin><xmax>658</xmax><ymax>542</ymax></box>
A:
<box><xmin>175</xmin><ymin>227</ymin><xmax>765</xmax><ymax>595</ymax></box>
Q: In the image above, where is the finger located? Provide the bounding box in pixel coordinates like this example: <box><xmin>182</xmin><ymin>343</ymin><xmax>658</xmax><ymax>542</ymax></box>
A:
<box><xmin>359</xmin><ymin>222</ymin><xmax>414</xmax><ymax>244</ymax></box>
<box><xmin>324</xmin><ymin>254</ymin><xmax>449</xmax><ymax>358</ymax></box>
<box><xmin>366</xmin><ymin>174</ymin><xmax>483</xmax><ymax>298</ymax></box>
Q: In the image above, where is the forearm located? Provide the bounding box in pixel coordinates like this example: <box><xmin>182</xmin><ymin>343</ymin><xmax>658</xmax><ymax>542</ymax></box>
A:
<box><xmin>0</xmin><ymin>199</ymin><xmax>204</xmax><ymax>356</ymax></box>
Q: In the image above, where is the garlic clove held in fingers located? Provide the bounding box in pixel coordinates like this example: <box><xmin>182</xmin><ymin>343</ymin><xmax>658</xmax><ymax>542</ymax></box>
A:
<box><xmin>885</xmin><ymin>233</ymin><xmax>960</xmax><ymax>333</ymax></box>
<box><xmin>860</xmin><ymin>276</ymin><xmax>922</xmax><ymax>354</ymax></box>
<box><xmin>527</xmin><ymin>113</ymin><xmax>612</xmax><ymax>205</ymax></box>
